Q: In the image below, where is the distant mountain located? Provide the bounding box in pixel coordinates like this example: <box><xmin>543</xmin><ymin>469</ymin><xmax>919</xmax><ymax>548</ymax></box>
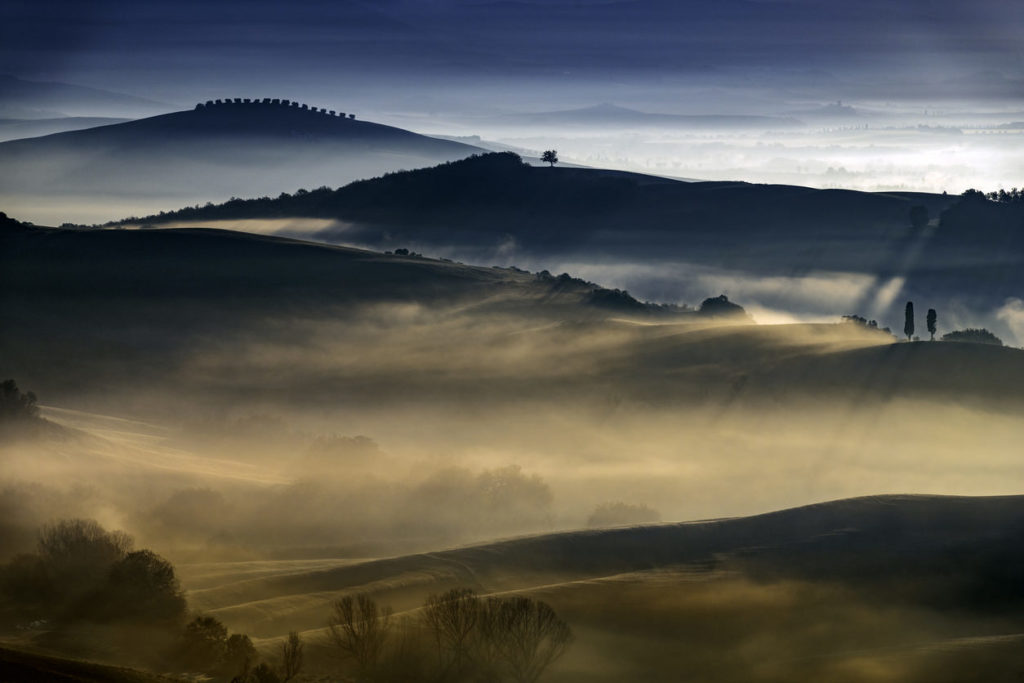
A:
<box><xmin>785</xmin><ymin>101</ymin><xmax>874</xmax><ymax>122</ymax></box>
<box><xmin>509</xmin><ymin>103</ymin><xmax>804</xmax><ymax>129</ymax></box>
<box><xmin>0</xmin><ymin>99</ymin><xmax>486</xmax><ymax>223</ymax></box>
<box><xmin>0</xmin><ymin>74</ymin><xmax>171</xmax><ymax>118</ymax></box>
<box><xmin>0</xmin><ymin>115</ymin><xmax>131</xmax><ymax>142</ymax></box>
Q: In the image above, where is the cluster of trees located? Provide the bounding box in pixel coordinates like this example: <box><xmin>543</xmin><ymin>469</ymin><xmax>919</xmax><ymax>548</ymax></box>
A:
<box><xmin>941</xmin><ymin>328</ymin><xmax>1004</xmax><ymax>346</ymax></box>
<box><xmin>902</xmin><ymin>302</ymin><xmax>938</xmax><ymax>341</ymax></box>
<box><xmin>840</xmin><ymin>315</ymin><xmax>892</xmax><ymax>335</ymax></box>
<box><xmin>587</xmin><ymin>502</ymin><xmax>662</xmax><ymax>528</ymax></box>
<box><xmin>178</xmin><ymin>616</ymin><xmax>303</xmax><ymax>683</ymax></box>
<box><xmin>699</xmin><ymin>294</ymin><xmax>747</xmax><ymax>318</ymax></box>
<box><xmin>328</xmin><ymin>589</ymin><xmax>573</xmax><ymax>682</ymax></box>
<box><xmin>962</xmin><ymin>187</ymin><xmax>1024</xmax><ymax>204</ymax></box>
<box><xmin>846</xmin><ymin>306</ymin><xmax>1006</xmax><ymax>346</ymax></box>
<box><xmin>0</xmin><ymin>519</ymin><xmax>183</xmax><ymax>628</ymax></box>
<box><xmin>0</xmin><ymin>518</ymin><xmax>299</xmax><ymax>681</ymax></box>
<box><xmin>0</xmin><ymin>378</ymin><xmax>39</xmax><ymax>422</ymax></box>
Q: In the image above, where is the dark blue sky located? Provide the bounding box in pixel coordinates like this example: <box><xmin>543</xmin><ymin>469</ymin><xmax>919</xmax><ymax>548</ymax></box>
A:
<box><xmin>3</xmin><ymin>0</ymin><xmax>1022</xmax><ymax>111</ymax></box>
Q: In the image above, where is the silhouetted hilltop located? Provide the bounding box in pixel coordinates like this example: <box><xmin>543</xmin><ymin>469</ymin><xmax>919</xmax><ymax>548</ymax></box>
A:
<box><xmin>0</xmin><ymin>102</ymin><xmax>485</xmax><ymax>217</ymax></box>
<box><xmin>0</xmin><ymin>223</ymin><xmax>678</xmax><ymax>334</ymax></box>
<box><xmin>938</xmin><ymin>190</ymin><xmax>1024</xmax><ymax>247</ymax></box>
<box><xmin>0</xmin><ymin>98</ymin><xmax>482</xmax><ymax>154</ymax></box>
<box><xmin>0</xmin><ymin>116</ymin><xmax>132</xmax><ymax>142</ymax></box>
<box><xmin>124</xmin><ymin>152</ymin><xmax>958</xmax><ymax>253</ymax></box>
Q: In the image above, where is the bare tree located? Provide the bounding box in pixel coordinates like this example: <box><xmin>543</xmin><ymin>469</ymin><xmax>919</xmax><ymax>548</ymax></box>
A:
<box><xmin>279</xmin><ymin>631</ymin><xmax>303</xmax><ymax>682</ymax></box>
<box><xmin>423</xmin><ymin>588</ymin><xmax>482</xmax><ymax>677</ymax></box>
<box><xmin>328</xmin><ymin>594</ymin><xmax>393</xmax><ymax>677</ymax></box>
<box><xmin>37</xmin><ymin>519</ymin><xmax>133</xmax><ymax>586</ymax></box>
<box><xmin>480</xmin><ymin>596</ymin><xmax>573</xmax><ymax>683</ymax></box>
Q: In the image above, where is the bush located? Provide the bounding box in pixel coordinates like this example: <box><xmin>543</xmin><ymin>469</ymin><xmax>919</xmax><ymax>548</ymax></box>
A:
<box><xmin>37</xmin><ymin>519</ymin><xmax>133</xmax><ymax>596</ymax></box>
<box><xmin>941</xmin><ymin>328</ymin><xmax>1004</xmax><ymax>346</ymax></box>
<box><xmin>181</xmin><ymin>615</ymin><xmax>229</xmax><ymax>669</ymax></box>
<box><xmin>89</xmin><ymin>550</ymin><xmax>186</xmax><ymax>624</ymax></box>
<box><xmin>587</xmin><ymin>502</ymin><xmax>662</xmax><ymax>528</ymax></box>
<box><xmin>0</xmin><ymin>379</ymin><xmax>39</xmax><ymax>421</ymax></box>
<box><xmin>699</xmin><ymin>294</ymin><xmax>747</xmax><ymax>318</ymax></box>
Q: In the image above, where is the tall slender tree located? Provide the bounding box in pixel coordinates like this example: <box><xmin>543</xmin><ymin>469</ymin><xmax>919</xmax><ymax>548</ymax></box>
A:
<box><xmin>904</xmin><ymin>301</ymin><xmax>915</xmax><ymax>340</ymax></box>
<box><xmin>926</xmin><ymin>308</ymin><xmax>937</xmax><ymax>341</ymax></box>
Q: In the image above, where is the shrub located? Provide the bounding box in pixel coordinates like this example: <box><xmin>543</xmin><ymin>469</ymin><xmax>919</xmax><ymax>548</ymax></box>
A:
<box><xmin>941</xmin><ymin>328</ymin><xmax>1004</xmax><ymax>346</ymax></box>
<box><xmin>587</xmin><ymin>502</ymin><xmax>662</xmax><ymax>528</ymax></box>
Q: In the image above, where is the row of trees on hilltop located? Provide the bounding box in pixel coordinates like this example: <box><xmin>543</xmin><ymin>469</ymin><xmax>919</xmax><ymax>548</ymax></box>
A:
<box><xmin>845</xmin><ymin>305</ymin><xmax>1004</xmax><ymax>346</ymax></box>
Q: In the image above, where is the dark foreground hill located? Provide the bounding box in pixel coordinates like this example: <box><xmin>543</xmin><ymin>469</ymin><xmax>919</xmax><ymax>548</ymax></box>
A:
<box><xmin>3</xmin><ymin>220</ymin><xmax>1023</xmax><ymax>415</ymax></box>
<box><xmin>0</xmin><ymin>647</ymin><xmax>173</xmax><ymax>683</ymax></box>
<box><xmin>0</xmin><ymin>99</ymin><xmax>484</xmax><ymax>223</ymax></box>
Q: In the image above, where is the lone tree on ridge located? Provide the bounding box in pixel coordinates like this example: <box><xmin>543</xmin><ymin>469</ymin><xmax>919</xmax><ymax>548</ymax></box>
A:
<box><xmin>904</xmin><ymin>301</ymin><xmax>915</xmax><ymax>340</ymax></box>
<box><xmin>541</xmin><ymin>150</ymin><xmax>559</xmax><ymax>167</ymax></box>
<box><xmin>926</xmin><ymin>308</ymin><xmax>937</xmax><ymax>341</ymax></box>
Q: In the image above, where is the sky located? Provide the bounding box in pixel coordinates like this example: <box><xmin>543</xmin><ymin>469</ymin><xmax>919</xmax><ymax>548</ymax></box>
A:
<box><xmin>4</xmin><ymin>0</ymin><xmax>1023</xmax><ymax>110</ymax></box>
<box><xmin>1</xmin><ymin>0</ymin><xmax>1021</xmax><ymax>194</ymax></box>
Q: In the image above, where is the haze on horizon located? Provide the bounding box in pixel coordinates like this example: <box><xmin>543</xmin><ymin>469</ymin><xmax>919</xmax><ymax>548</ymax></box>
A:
<box><xmin>3</xmin><ymin>0</ymin><xmax>1022</xmax><ymax>195</ymax></box>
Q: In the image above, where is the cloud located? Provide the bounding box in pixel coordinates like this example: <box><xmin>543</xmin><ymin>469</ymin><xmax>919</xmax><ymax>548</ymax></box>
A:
<box><xmin>996</xmin><ymin>297</ymin><xmax>1024</xmax><ymax>346</ymax></box>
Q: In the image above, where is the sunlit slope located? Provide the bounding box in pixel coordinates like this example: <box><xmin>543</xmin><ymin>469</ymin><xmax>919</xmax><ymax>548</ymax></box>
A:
<box><xmin>178</xmin><ymin>495</ymin><xmax>1024</xmax><ymax>683</ymax></box>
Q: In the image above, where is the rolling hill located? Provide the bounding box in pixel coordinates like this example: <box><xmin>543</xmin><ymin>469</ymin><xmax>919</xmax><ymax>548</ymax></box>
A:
<box><xmin>0</xmin><ymin>99</ymin><xmax>485</xmax><ymax>224</ymax></box>
<box><xmin>0</xmin><ymin>74</ymin><xmax>170</xmax><ymax>119</ymax></box>
<box><xmin>0</xmin><ymin>116</ymin><xmax>132</xmax><ymax>143</ymax></box>
<box><xmin>114</xmin><ymin>152</ymin><xmax>1024</xmax><ymax>340</ymax></box>
<box><xmin>179</xmin><ymin>494</ymin><xmax>1024</xmax><ymax>682</ymax></box>
<box><xmin>3</xmin><ymin>219</ymin><xmax>1023</xmax><ymax>415</ymax></box>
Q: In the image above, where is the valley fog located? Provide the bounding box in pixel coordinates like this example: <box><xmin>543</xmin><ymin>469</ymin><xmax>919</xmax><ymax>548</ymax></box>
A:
<box><xmin>4</xmin><ymin>302</ymin><xmax>1022</xmax><ymax>565</ymax></box>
